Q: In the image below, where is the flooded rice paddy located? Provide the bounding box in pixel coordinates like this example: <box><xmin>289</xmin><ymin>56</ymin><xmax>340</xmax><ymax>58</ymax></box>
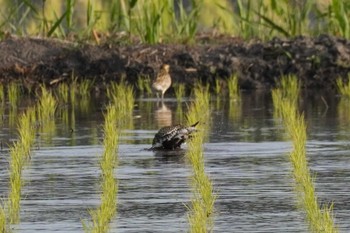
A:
<box><xmin>1</xmin><ymin>90</ymin><xmax>350</xmax><ymax>232</ymax></box>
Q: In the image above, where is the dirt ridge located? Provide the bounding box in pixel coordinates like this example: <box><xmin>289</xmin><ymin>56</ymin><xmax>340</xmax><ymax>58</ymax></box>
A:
<box><xmin>1</xmin><ymin>35</ymin><xmax>350</xmax><ymax>89</ymax></box>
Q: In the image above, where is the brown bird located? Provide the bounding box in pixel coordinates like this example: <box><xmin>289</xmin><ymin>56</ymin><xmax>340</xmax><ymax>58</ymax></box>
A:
<box><xmin>151</xmin><ymin>121</ymin><xmax>199</xmax><ymax>150</ymax></box>
<box><xmin>152</xmin><ymin>64</ymin><xmax>172</xmax><ymax>100</ymax></box>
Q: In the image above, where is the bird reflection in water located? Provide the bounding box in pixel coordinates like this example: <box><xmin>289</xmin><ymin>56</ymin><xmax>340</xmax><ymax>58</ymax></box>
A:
<box><xmin>155</xmin><ymin>101</ymin><xmax>172</xmax><ymax>128</ymax></box>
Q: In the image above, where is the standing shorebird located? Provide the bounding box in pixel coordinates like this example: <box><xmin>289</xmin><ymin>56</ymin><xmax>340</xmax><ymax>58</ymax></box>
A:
<box><xmin>151</xmin><ymin>121</ymin><xmax>199</xmax><ymax>150</ymax></box>
<box><xmin>152</xmin><ymin>64</ymin><xmax>172</xmax><ymax>100</ymax></box>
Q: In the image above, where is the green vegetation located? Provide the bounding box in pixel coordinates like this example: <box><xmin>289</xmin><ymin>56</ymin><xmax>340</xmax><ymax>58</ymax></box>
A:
<box><xmin>173</xmin><ymin>83</ymin><xmax>185</xmax><ymax>102</ymax></box>
<box><xmin>78</xmin><ymin>79</ymin><xmax>95</xmax><ymax>98</ymax></box>
<box><xmin>272</xmin><ymin>75</ymin><xmax>337</xmax><ymax>233</ymax></box>
<box><xmin>36</xmin><ymin>86</ymin><xmax>57</xmax><ymax>146</ymax></box>
<box><xmin>1</xmin><ymin>1</ymin><xmax>349</xmax><ymax>42</ymax></box>
<box><xmin>7</xmin><ymin>82</ymin><xmax>20</xmax><ymax>109</ymax></box>
<box><xmin>85</xmin><ymin>105</ymin><xmax>119</xmax><ymax>233</ymax></box>
<box><xmin>85</xmin><ymin>81</ymin><xmax>135</xmax><ymax>232</ymax></box>
<box><xmin>336</xmin><ymin>75</ymin><xmax>350</xmax><ymax>97</ymax></box>
<box><xmin>57</xmin><ymin>83</ymin><xmax>69</xmax><ymax>104</ymax></box>
<box><xmin>186</xmin><ymin>84</ymin><xmax>215</xmax><ymax>232</ymax></box>
<box><xmin>0</xmin><ymin>84</ymin><xmax>4</xmax><ymax>103</ymax></box>
<box><xmin>214</xmin><ymin>78</ymin><xmax>222</xmax><ymax>96</ymax></box>
<box><xmin>107</xmin><ymin>81</ymin><xmax>135</xmax><ymax>127</ymax></box>
<box><xmin>136</xmin><ymin>75</ymin><xmax>152</xmax><ymax>95</ymax></box>
<box><xmin>227</xmin><ymin>74</ymin><xmax>240</xmax><ymax>101</ymax></box>
<box><xmin>7</xmin><ymin>108</ymin><xmax>36</xmax><ymax>224</ymax></box>
<box><xmin>37</xmin><ymin>86</ymin><xmax>57</xmax><ymax>122</ymax></box>
<box><xmin>0</xmin><ymin>204</ymin><xmax>6</xmax><ymax>232</ymax></box>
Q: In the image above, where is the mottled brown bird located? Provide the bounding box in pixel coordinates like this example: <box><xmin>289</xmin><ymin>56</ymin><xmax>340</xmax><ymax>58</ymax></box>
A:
<box><xmin>151</xmin><ymin>121</ymin><xmax>199</xmax><ymax>150</ymax></box>
<box><xmin>152</xmin><ymin>64</ymin><xmax>172</xmax><ymax>100</ymax></box>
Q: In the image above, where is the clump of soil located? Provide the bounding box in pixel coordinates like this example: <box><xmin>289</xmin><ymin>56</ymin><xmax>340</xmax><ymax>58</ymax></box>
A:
<box><xmin>1</xmin><ymin>35</ymin><xmax>350</xmax><ymax>90</ymax></box>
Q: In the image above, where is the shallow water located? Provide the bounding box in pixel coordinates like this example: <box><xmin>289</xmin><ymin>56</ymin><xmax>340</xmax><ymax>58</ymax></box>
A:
<box><xmin>1</xmin><ymin>91</ymin><xmax>350</xmax><ymax>232</ymax></box>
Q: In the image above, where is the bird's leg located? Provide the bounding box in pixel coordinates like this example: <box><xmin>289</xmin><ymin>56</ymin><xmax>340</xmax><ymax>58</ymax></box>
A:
<box><xmin>156</xmin><ymin>92</ymin><xmax>160</xmax><ymax>99</ymax></box>
<box><xmin>161</xmin><ymin>91</ymin><xmax>164</xmax><ymax>100</ymax></box>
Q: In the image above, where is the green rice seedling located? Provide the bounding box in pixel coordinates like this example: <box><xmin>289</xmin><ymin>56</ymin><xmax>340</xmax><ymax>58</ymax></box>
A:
<box><xmin>186</xmin><ymin>84</ymin><xmax>215</xmax><ymax>232</ymax></box>
<box><xmin>36</xmin><ymin>86</ymin><xmax>57</xmax><ymax>122</ymax></box>
<box><xmin>143</xmin><ymin>76</ymin><xmax>152</xmax><ymax>95</ymax></box>
<box><xmin>336</xmin><ymin>76</ymin><xmax>350</xmax><ymax>98</ymax></box>
<box><xmin>279</xmin><ymin>74</ymin><xmax>300</xmax><ymax>104</ymax></box>
<box><xmin>0</xmin><ymin>203</ymin><xmax>6</xmax><ymax>232</ymax></box>
<box><xmin>0</xmin><ymin>84</ymin><xmax>4</xmax><ymax>104</ymax></box>
<box><xmin>136</xmin><ymin>75</ymin><xmax>145</xmax><ymax>93</ymax></box>
<box><xmin>78</xmin><ymin>79</ymin><xmax>95</xmax><ymax>98</ymax></box>
<box><xmin>136</xmin><ymin>75</ymin><xmax>152</xmax><ymax>95</ymax></box>
<box><xmin>214</xmin><ymin>78</ymin><xmax>222</xmax><ymax>96</ymax></box>
<box><xmin>227</xmin><ymin>74</ymin><xmax>240</xmax><ymax>101</ymax></box>
<box><xmin>70</xmin><ymin>77</ymin><xmax>79</xmax><ymax>106</ymax></box>
<box><xmin>7</xmin><ymin>82</ymin><xmax>20</xmax><ymax>109</ymax></box>
<box><xmin>107</xmin><ymin>81</ymin><xmax>135</xmax><ymax>126</ymax></box>
<box><xmin>57</xmin><ymin>83</ymin><xmax>69</xmax><ymax>104</ymax></box>
<box><xmin>85</xmin><ymin>104</ymin><xmax>119</xmax><ymax>233</ymax></box>
<box><xmin>7</xmin><ymin>108</ymin><xmax>36</xmax><ymax>224</ymax></box>
<box><xmin>272</xmin><ymin>78</ymin><xmax>337</xmax><ymax>232</ymax></box>
<box><xmin>173</xmin><ymin>83</ymin><xmax>185</xmax><ymax>102</ymax></box>
<box><xmin>337</xmin><ymin>97</ymin><xmax>350</xmax><ymax>131</ymax></box>
<box><xmin>36</xmin><ymin>86</ymin><xmax>57</xmax><ymax>146</ymax></box>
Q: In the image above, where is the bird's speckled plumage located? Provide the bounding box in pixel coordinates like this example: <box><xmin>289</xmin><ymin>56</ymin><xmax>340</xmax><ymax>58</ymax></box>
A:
<box><xmin>152</xmin><ymin>64</ymin><xmax>171</xmax><ymax>99</ymax></box>
<box><xmin>152</xmin><ymin>121</ymin><xmax>199</xmax><ymax>150</ymax></box>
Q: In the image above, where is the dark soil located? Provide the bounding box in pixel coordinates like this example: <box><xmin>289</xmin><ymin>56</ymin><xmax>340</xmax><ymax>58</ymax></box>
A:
<box><xmin>1</xmin><ymin>35</ymin><xmax>350</xmax><ymax>90</ymax></box>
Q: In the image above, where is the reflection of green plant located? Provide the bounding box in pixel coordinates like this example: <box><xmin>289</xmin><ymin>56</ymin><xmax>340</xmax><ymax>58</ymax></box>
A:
<box><xmin>186</xmin><ymin>84</ymin><xmax>215</xmax><ymax>232</ymax></box>
<box><xmin>272</xmin><ymin>76</ymin><xmax>337</xmax><ymax>233</ymax></box>
<box><xmin>337</xmin><ymin>97</ymin><xmax>350</xmax><ymax>133</ymax></box>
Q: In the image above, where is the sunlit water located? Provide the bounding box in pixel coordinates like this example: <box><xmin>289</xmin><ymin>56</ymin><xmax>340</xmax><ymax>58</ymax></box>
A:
<box><xmin>0</xmin><ymin>91</ymin><xmax>350</xmax><ymax>232</ymax></box>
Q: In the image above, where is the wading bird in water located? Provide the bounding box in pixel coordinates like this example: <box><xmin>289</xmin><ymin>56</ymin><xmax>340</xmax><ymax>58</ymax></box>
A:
<box><xmin>152</xmin><ymin>64</ymin><xmax>171</xmax><ymax>100</ymax></box>
<box><xmin>151</xmin><ymin>121</ymin><xmax>199</xmax><ymax>150</ymax></box>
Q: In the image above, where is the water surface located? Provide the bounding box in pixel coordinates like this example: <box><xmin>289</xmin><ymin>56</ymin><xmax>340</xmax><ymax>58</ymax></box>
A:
<box><xmin>0</xmin><ymin>91</ymin><xmax>349</xmax><ymax>232</ymax></box>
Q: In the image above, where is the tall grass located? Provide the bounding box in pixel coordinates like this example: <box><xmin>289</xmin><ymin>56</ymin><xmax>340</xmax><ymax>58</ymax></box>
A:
<box><xmin>2</xmin><ymin>1</ymin><xmax>348</xmax><ymax>41</ymax></box>
<box><xmin>186</xmin><ymin>84</ymin><xmax>215</xmax><ymax>232</ymax></box>
<box><xmin>7</xmin><ymin>108</ymin><xmax>36</xmax><ymax>224</ymax></box>
<box><xmin>272</xmin><ymin>75</ymin><xmax>337</xmax><ymax>233</ymax></box>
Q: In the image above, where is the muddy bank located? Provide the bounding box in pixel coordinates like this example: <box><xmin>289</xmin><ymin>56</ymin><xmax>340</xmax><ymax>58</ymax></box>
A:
<box><xmin>0</xmin><ymin>35</ymin><xmax>350</xmax><ymax>90</ymax></box>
